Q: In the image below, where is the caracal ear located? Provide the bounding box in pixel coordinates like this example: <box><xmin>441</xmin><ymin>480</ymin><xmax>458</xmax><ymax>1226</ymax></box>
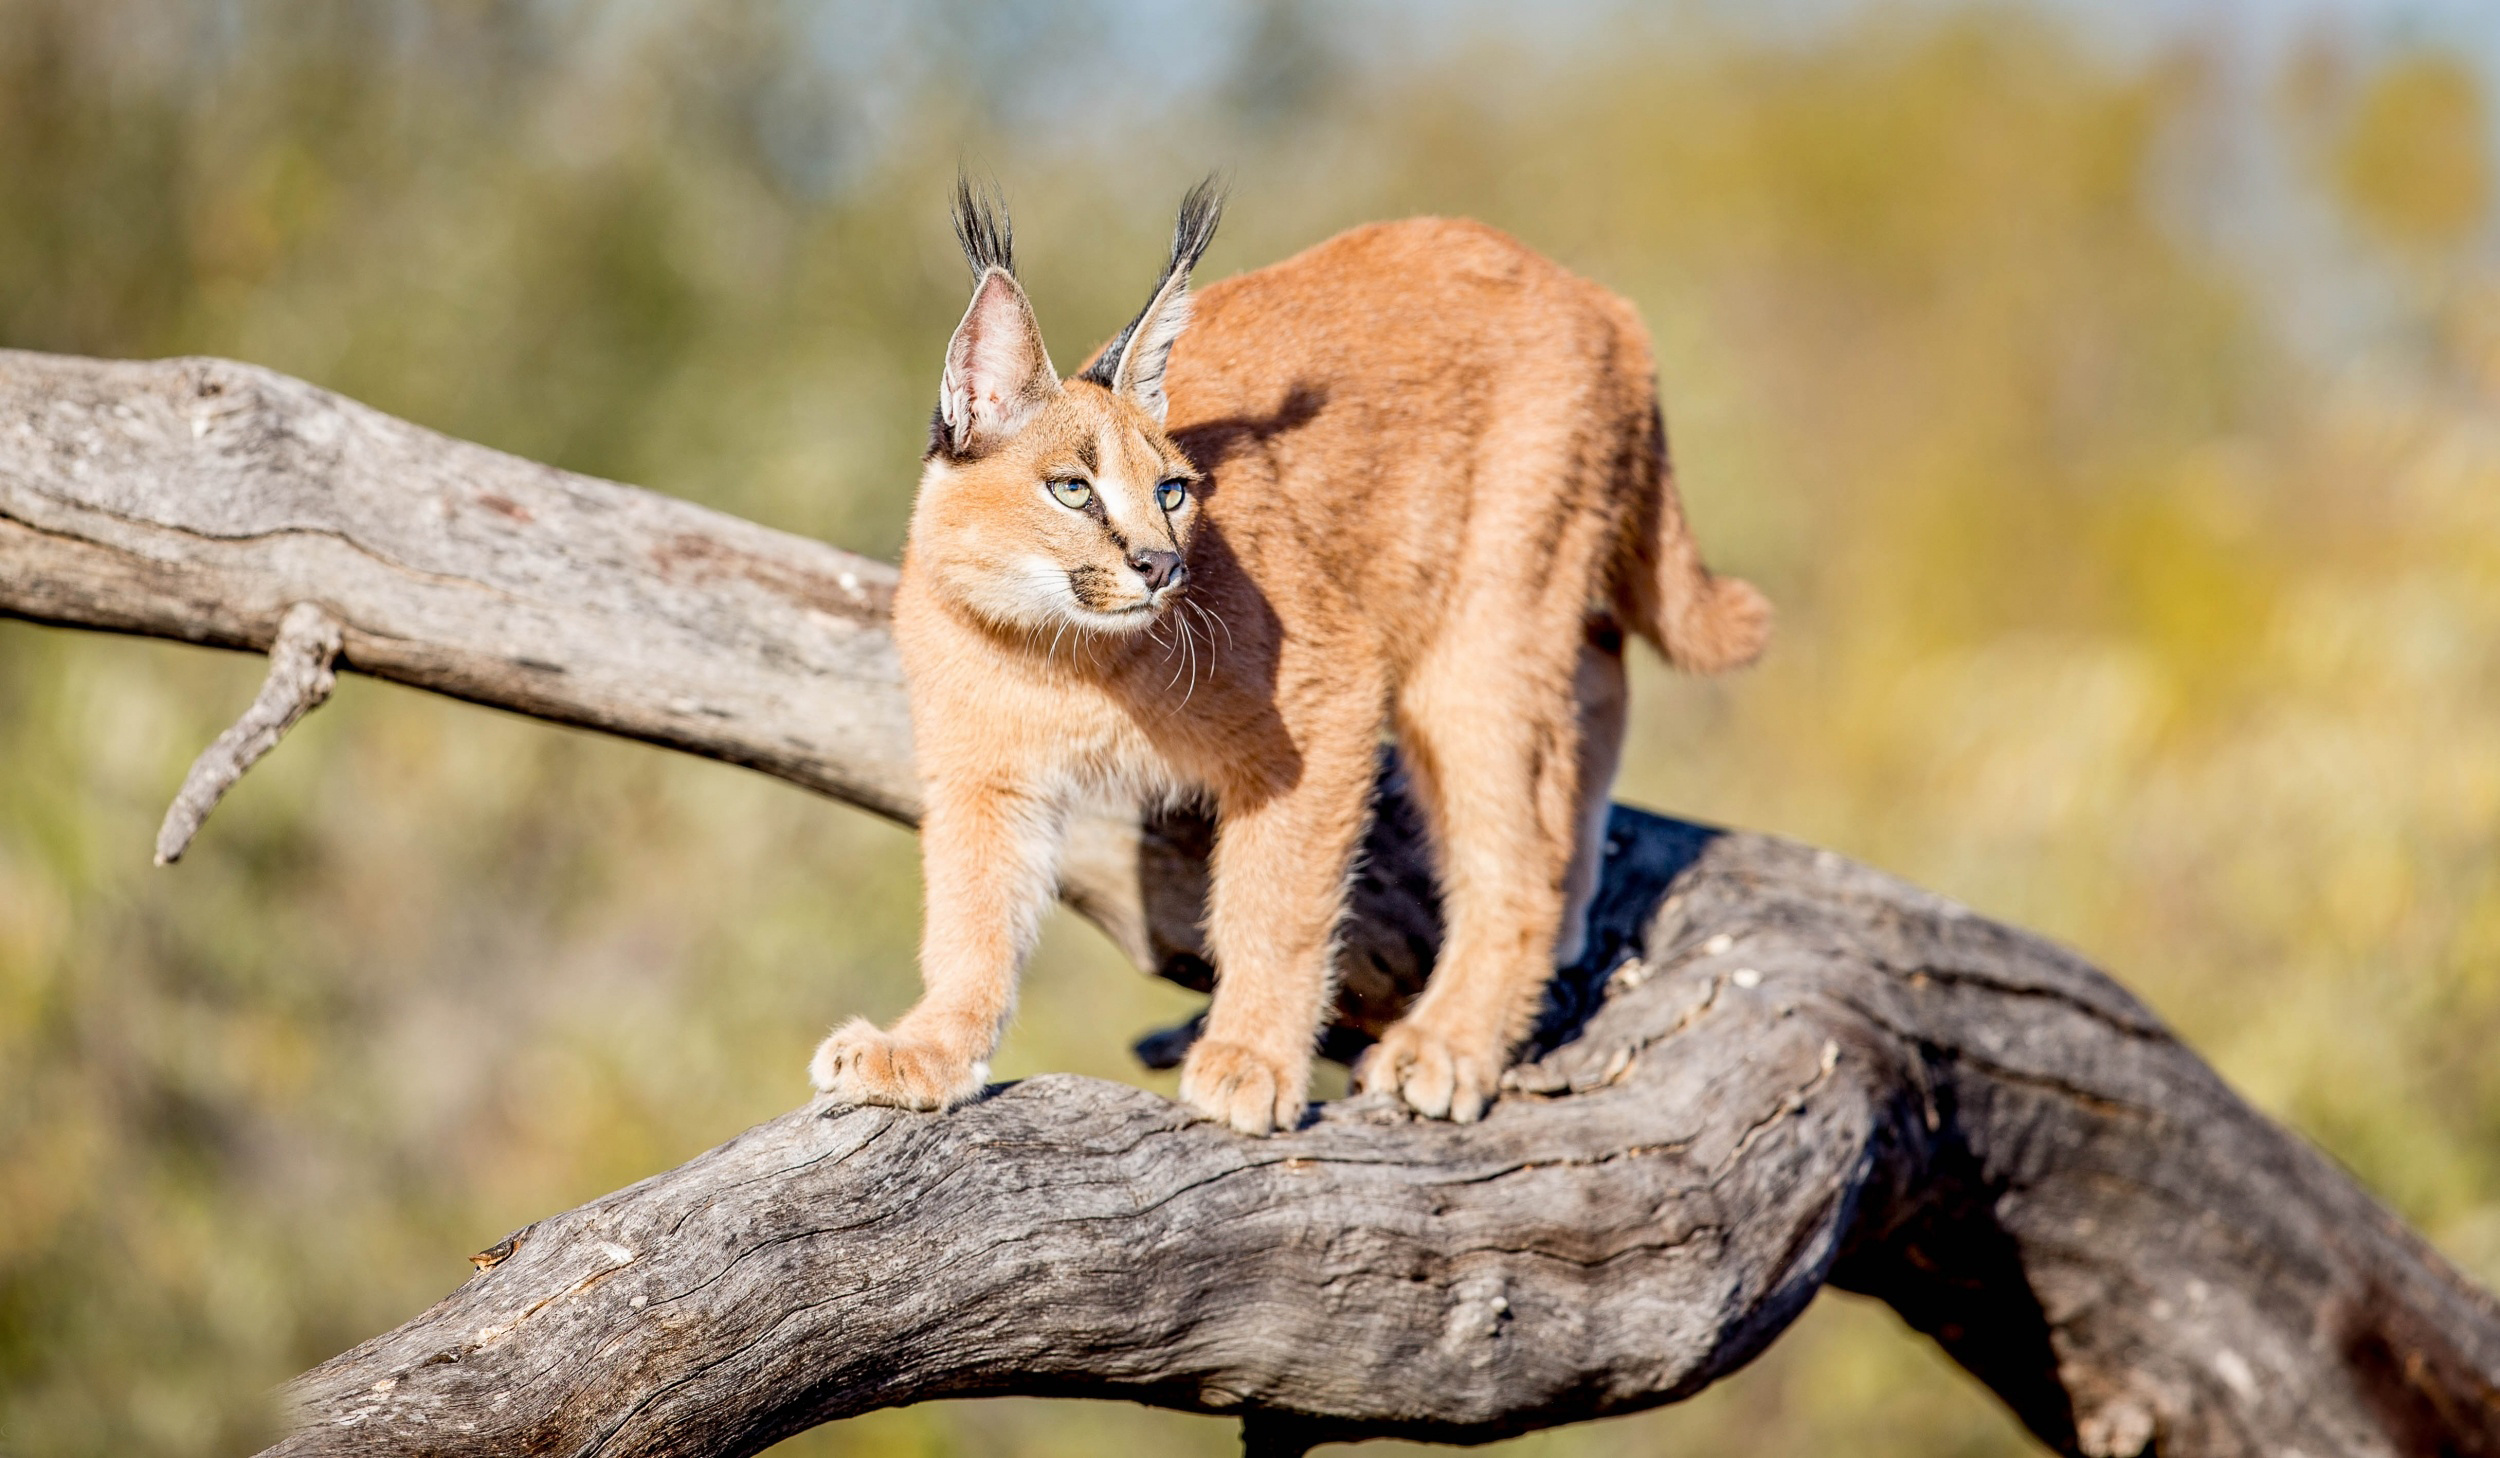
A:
<box><xmin>940</xmin><ymin>268</ymin><xmax>1058</xmax><ymax>456</ymax></box>
<box><xmin>937</xmin><ymin>178</ymin><xmax>1058</xmax><ymax>457</ymax></box>
<box><xmin>1081</xmin><ymin>177</ymin><xmax>1223</xmax><ymax>426</ymax></box>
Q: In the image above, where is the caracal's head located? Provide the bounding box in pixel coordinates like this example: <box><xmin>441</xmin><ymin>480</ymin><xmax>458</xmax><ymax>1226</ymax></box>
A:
<box><xmin>908</xmin><ymin>179</ymin><xmax>1221</xmax><ymax>641</ymax></box>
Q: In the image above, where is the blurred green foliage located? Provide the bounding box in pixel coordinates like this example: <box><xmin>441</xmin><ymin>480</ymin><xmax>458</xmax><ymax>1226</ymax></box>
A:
<box><xmin>1</xmin><ymin>2</ymin><xmax>2495</xmax><ymax>1454</ymax></box>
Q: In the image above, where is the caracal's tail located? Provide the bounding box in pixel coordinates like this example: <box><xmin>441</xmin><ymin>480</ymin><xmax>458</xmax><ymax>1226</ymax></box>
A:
<box><xmin>1612</xmin><ymin>405</ymin><xmax>1771</xmax><ymax>673</ymax></box>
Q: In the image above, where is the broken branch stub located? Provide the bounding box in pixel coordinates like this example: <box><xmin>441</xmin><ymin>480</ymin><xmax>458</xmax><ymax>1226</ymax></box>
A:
<box><xmin>154</xmin><ymin>600</ymin><xmax>343</xmax><ymax>864</ymax></box>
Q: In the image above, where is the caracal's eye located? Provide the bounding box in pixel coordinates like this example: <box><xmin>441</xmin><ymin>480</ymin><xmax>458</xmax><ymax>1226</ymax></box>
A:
<box><xmin>1155</xmin><ymin>479</ymin><xmax>1188</xmax><ymax>512</ymax></box>
<box><xmin>1048</xmin><ymin>479</ymin><xmax>1093</xmax><ymax>510</ymax></box>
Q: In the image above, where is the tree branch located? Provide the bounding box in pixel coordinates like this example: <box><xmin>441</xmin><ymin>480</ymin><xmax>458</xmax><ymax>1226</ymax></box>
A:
<box><xmin>4</xmin><ymin>349</ymin><xmax>2496</xmax><ymax>1456</ymax></box>
<box><xmin>154</xmin><ymin>599</ymin><xmax>342</xmax><ymax>862</ymax></box>
<box><xmin>269</xmin><ymin>824</ymin><xmax>2500</xmax><ymax>1457</ymax></box>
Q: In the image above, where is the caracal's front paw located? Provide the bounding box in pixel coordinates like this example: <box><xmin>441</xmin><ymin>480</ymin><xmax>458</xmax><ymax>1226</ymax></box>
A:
<box><xmin>809</xmin><ymin>1017</ymin><xmax>986</xmax><ymax>1111</ymax></box>
<box><xmin>1178</xmin><ymin>1038</ymin><xmax>1308</xmax><ymax>1136</ymax></box>
<box><xmin>1357</xmin><ymin>1017</ymin><xmax>1506</xmax><ymax>1123</ymax></box>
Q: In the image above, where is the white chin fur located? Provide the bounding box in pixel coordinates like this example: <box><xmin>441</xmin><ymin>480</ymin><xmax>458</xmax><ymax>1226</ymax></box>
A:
<box><xmin>962</xmin><ymin>558</ymin><xmax>1157</xmax><ymax>638</ymax></box>
<box><xmin>1075</xmin><ymin>601</ymin><xmax>1159</xmax><ymax>632</ymax></box>
<box><xmin>958</xmin><ymin>558</ymin><xmax>1083</xmax><ymax>634</ymax></box>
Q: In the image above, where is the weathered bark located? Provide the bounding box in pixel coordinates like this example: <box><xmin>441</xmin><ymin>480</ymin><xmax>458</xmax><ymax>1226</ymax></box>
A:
<box><xmin>4</xmin><ymin>350</ymin><xmax>2497</xmax><ymax>1456</ymax></box>
<box><xmin>263</xmin><ymin>819</ymin><xmax>2500</xmax><ymax>1458</ymax></box>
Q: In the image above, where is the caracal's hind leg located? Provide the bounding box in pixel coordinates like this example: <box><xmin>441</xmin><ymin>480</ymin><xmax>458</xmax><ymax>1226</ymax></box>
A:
<box><xmin>1181</xmin><ymin>715</ymin><xmax>1381</xmax><ymax>1136</ymax></box>
<box><xmin>1554</xmin><ymin>622</ymin><xmax>1629</xmax><ymax>970</ymax></box>
<box><xmin>1364</xmin><ymin>620</ymin><xmax>1587</xmax><ymax>1122</ymax></box>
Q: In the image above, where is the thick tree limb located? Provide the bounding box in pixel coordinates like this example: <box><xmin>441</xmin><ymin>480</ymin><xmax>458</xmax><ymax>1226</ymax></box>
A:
<box><xmin>4</xmin><ymin>350</ymin><xmax>2497</xmax><ymax>1456</ymax></box>
<box><xmin>0</xmin><ymin>350</ymin><xmax>916</xmax><ymax>817</ymax></box>
<box><xmin>269</xmin><ymin>822</ymin><xmax>2500</xmax><ymax>1457</ymax></box>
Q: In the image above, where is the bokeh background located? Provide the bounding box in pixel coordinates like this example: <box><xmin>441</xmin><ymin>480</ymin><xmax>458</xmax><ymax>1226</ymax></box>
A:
<box><xmin>3</xmin><ymin>0</ymin><xmax>2497</xmax><ymax>1453</ymax></box>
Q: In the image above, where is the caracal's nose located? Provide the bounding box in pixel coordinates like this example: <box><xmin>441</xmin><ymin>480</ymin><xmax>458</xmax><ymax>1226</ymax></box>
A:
<box><xmin>1128</xmin><ymin>548</ymin><xmax>1187</xmax><ymax>594</ymax></box>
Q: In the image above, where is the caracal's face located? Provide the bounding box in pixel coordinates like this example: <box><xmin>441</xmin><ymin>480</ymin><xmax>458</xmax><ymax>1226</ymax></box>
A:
<box><xmin>917</xmin><ymin>380</ymin><xmax>1201</xmax><ymax>639</ymax></box>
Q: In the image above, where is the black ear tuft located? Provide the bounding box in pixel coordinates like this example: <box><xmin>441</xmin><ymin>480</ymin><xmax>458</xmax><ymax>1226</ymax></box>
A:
<box><xmin>952</xmin><ymin>174</ymin><xmax>1015</xmax><ymax>279</ymax></box>
<box><xmin>1168</xmin><ymin>174</ymin><xmax>1224</xmax><ymax>279</ymax></box>
<box><xmin>1078</xmin><ymin>175</ymin><xmax>1226</xmax><ymax>392</ymax></box>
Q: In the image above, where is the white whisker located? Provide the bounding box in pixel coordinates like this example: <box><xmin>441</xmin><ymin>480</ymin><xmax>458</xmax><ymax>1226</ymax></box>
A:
<box><xmin>1190</xmin><ymin>598</ymin><xmax>1234</xmax><ymax>653</ymax></box>
<box><xmin>1160</xmin><ymin>613</ymin><xmax>1191</xmax><ymax>696</ymax></box>
<box><xmin>1178</xmin><ymin>609</ymin><xmax>1203</xmax><ymax>707</ymax></box>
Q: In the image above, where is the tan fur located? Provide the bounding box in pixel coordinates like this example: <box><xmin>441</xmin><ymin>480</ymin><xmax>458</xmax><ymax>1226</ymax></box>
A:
<box><xmin>811</xmin><ymin>200</ymin><xmax>1768</xmax><ymax>1134</ymax></box>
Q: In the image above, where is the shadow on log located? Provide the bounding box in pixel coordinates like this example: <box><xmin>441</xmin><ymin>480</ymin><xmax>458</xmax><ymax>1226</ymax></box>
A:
<box><xmin>3</xmin><ymin>351</ymin><xmax>2497</xmax><ymax>1456</ymax></box>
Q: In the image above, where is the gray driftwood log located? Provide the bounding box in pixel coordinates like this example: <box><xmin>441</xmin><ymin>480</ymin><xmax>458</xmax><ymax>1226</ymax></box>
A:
<box><xmin>4</xmin><ymin>350</ymin><xmax>2498</xmax><ymax>1457</ymax></box>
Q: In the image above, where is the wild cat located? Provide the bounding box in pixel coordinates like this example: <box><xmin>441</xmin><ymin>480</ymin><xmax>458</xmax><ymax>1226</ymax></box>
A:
<box><xmin>810</xmin><ymin>180</ymin><xmax>1768</xmax><ymax>1135</ymax></box>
